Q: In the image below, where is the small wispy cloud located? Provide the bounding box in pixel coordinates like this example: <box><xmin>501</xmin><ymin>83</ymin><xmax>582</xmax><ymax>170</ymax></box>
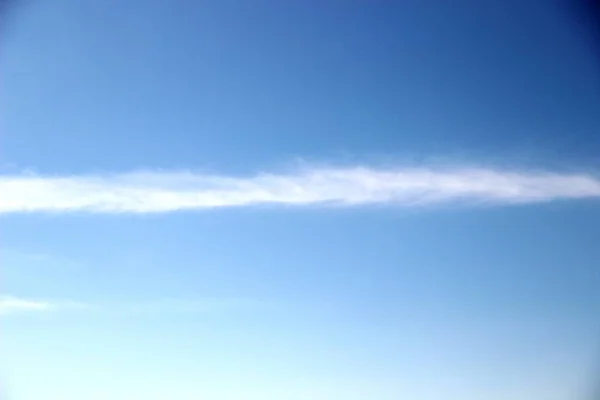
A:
<box><xmin>0</xmin><ymin>295</ymin><xmax>57</xmax><ymax>315</ymax></box>
<box><xmin>1</xmin><ymin>166</ymin><xmax>600</xmax><ymax>213</ymax></box>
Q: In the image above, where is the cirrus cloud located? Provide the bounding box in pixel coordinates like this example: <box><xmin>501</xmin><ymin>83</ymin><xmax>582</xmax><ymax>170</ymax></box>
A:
<box><xmin>1</xmin><ymin>165</ymin><xmax>600</xmax><ymax>213</ymax></box>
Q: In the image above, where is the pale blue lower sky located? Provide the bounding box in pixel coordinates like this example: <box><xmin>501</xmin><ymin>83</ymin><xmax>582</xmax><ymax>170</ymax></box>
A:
<box><xmin>3</xmin><ymin>204</ymin><xmax>600</xmax><ymax>399</ymax></box>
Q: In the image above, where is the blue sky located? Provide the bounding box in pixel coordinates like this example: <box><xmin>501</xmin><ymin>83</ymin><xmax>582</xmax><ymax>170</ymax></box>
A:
<box><xmin>2</xmin><ymin>1</ymin><xmax>600</xmax><ymax>399</ymax></box>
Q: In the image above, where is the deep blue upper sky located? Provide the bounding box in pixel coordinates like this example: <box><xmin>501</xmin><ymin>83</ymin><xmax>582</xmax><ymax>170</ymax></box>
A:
<box><xmin>4</xmin><ymin>0</ymin><xmax>600</xmax><ymax>173</ymax></box>
<box><xmin>2</xmin><ymin>1</ymin><xmax>600</xmax><ymax>400</ymax></box>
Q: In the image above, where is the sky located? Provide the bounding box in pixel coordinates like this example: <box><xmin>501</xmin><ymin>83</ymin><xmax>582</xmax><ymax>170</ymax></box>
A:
<box><xmin>2</xmin><ymin>1</ymin><xmax>600</xmax><ymax>399</ymax></box>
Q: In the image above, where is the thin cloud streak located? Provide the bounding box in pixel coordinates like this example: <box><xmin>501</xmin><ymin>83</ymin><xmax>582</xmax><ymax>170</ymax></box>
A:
<box><xmin>0</xmin><ymin>296</ymin><xmax>56</xmax><ymax>314</ymax></box>
<box><xmin>0</xmin><ymin>296</ymin><xmax>262</xmax><ymax>316</ymax></box>
<box><xmin>1</xmin><ymin>166</ymin><xmax>600</xmax><ymax>213</ymax></box>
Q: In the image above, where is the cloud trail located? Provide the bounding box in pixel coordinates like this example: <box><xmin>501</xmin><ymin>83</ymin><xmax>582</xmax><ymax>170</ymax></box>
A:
<box><xmin>1</xmin><ymin>166</ymin><xmax>600</xmax><ymax>213</ymax></box>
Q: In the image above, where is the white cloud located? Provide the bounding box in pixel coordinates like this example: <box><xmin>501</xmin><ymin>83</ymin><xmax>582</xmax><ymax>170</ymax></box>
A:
<box><xmin>0</xmin><ymin>296</ymin><xmax>56</xmax><ymax>314</ymax></box>
<box><xmin>1</xmin><ymin>166</ymin><xmax>600</xmax><ymax>213</ymax></box>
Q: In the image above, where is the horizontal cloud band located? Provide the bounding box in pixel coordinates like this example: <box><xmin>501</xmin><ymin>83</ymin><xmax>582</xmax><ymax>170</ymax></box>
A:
<box><xmin>1</xmin><ymin>166</ymin><xmax>600</xmax><ymax>213</ymax></box>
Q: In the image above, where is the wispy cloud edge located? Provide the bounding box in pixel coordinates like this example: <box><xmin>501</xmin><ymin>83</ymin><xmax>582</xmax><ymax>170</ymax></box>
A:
<box><xmin>2</xmin><ymin>166</ymin><xmax>600</xmax><ymax>213</ymax></box>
